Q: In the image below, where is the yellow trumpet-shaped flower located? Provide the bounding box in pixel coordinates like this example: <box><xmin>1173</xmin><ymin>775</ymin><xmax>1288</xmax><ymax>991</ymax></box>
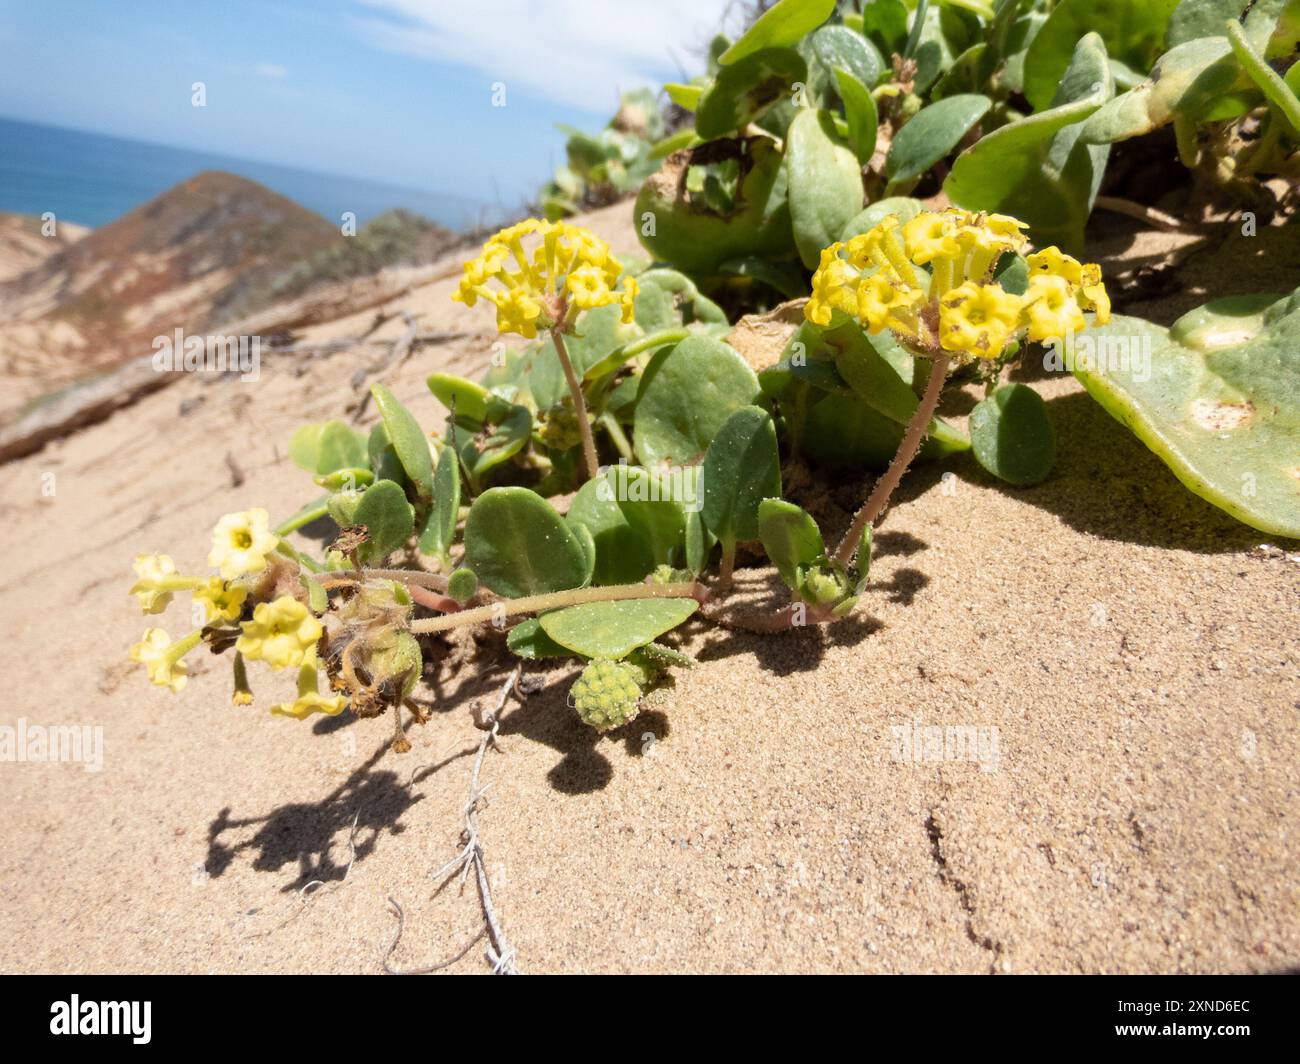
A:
<box><xmin>939</xmin><ymin>282</ymin><xmax>1023</xmax><ymax>358</ymax></box>
<box><xmin>451</xmin><ymin>218</ymin><xmax>637</xmax><ymax>338</ymax></box>
<box><xmin>130</xmin><ymin>628</ymin><xmax>201</xmax><ymax>694</ymax></box>
<box><xmin>236</xmin><ymin>596</ymin><xmax>322</xmax><ymax>672</ymax></box>
<box><xmin>193</xmin><ymin>577</ymin><xmax>248</xmax><ymax>624</ymax></box>
<box><xmin>129</xmin><ymin>553</ymin><xmax>196</xmax><ymax>615</ymax></box>
<box><xmin>208</xmin><ymin>508</ymin><xmax>278</xmax><ymax>581</ymax></box>
<box><xmin>804</xmin><ymin>209</ymin><xmax>1109</xmax><ymax>362</ymax></box>
<box><xmin>1023</xmin><ymin>274</ymin><xmax>1086</xmax><ymax>343</ymax></box>
<box><xmin>271</xmin><ymin>653</ymin><xmax>347</xmax><ymax>720</ymax></box>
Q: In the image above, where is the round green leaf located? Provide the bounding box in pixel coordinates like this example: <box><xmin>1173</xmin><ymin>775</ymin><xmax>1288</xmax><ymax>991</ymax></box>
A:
<box><xmin>757</xmin><ymin>499</ymin><xmax>826</xmax><ymax>589</ymax></box>
<box><xmin>354</xmin><ymin>479</ymin><xmax>416</xmax><ymax>563</ymax></box>
<box><xmin>810</xmin><ymin>24</ymin><xmax>885</xmax><ymax>89</ymax></box>
<box><xmin>701</xmin><ymin>406</ymin><xmax>782</xmax><ymax>544</ymax></box>
<box><xmin>427</xmin><ymin>373</ymin><xmax>491</xmax><ymax>423</ymax></box>
<box><xmin>565</xmin><ymin>473</ymin><xmax>657</xmax><ymax>585</ymax></box>
<box><xmin>539</xmin><ymin>599</ymin><xmax>699</xmax><ymax>661</ymax></box>
<box><xmin>886</xmin><ymin>94</ymin><xmax>991</xmax><ymax>185</ymax></box>
<box><xmin>969</xmin><ymin>383</ymin><xmax>1056</xmax><ymax>487</ymax></box>
<box><xmin>633</xmin><ymin>335</ymin><xmax>761</xmax><ymax>467</ymax></box>
<box><xmin>463</xmin><ymin>487</ymin><xmax>590</xmax><ymax>598</ymax></box>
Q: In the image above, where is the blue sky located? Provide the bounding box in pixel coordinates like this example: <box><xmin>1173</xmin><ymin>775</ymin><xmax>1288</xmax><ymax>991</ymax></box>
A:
<box><xmin>0</xmin><ymin>0</ymin><xmax>735</xmax><ymax>209</ymax></box>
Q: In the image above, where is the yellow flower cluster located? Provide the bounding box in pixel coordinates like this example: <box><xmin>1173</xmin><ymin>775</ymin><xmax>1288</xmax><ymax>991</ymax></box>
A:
<box><xmin>451</xmin><ymin>219</ymin><xmax>638</xmax><ymax>339</ymax></box>
<box><xmin>804</xmin><ymin>209</ymin><xmax>1110</xmax><ymax>359</ymax></box>
<box><xmin>236</xmin><ymin>596</ymin><xmax>322</xmax><ymax>672</ymax></box>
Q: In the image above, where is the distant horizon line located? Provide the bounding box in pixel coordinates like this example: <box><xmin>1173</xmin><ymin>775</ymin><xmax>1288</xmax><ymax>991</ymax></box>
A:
<box><xmin>0</xmin><ymin>111</ymin><xmax>495</xmax><ymax>213</ymax></box>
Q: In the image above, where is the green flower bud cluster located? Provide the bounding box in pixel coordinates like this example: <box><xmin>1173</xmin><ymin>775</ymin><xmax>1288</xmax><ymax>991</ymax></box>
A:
<box><xmin>570</xmin><ymin>658</ymin><xmax>644</xmax><ymax>731</ymax></box>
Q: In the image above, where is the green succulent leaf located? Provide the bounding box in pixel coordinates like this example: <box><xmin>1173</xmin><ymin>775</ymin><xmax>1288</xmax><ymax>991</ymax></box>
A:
<box><xmin>427</xmin><ymin>373</ymin><xmax>491</xmax><ymax>423</ymax></box>
<box><xmin>1225</xmin><ymin>17</ymin><xmax>1300</xmax><ymax>130</ymax></box>
<box><xmin>719</xmin><ymin>0</ymin><xmax>836</xmax><ymax>65</ymax></box>
<box><xmin>506</xmin><ymin>617</ymin><xmax>574</xmax><ymax>660</ymax></box>
<box><xmin>785</xmin><ymin>107</ymin><xmax>864</xmax><ymax>269</ymax></box>
<box><xmin>538</xmin><ymin>599</ymin><xmax>700</xmax><ymax>661</ymax></box>
<box><xmin>633</xmin><ymin>335</ymin><xmax>762</xmax><ymax>467</ymax></box>
<box><xmin>566</xmin><ymin>472</ymin><xmax>657</xmax><ymax>584</ymax></box>
<box><xmin>946</xmin><ymin>32</ymin><xmax>1113</xmax><ymax>252</ymax></box>
<box><xmin>452</xmin><ymin>397</ymin><xmax>534</xmax><ymax>489</ymax></box>
<box><xmin>664</xmin><ymin>82</ymin><xmax>703</xmax><ymax>110</ymax></box>
<box><xmin>463</xmin><ymin>487</ymin><xmax>591</xmax><ymax>598</ymax></box>
<box><xmin>1080</xmin><ymin>36</ymin><xmax>1249</xmax><ymax>144</ymax></box>
<box><xmin>608</xmin><ymin>464</ymin><xmax>689</xmax><ymax>566</ymax></box>
<box><xmin>701</xmin><ymin>406</ymin><xmax>782</xmax><ymax>547</ymax></box>
<box><xmin>1071</xmin><ymin>292</ymin><xmax>1300</xmax><ymax>539</ymax></box>
<box><xmin>833</xmin><ymin>68</ymin><xmax>879</xmax><ymax>163</ymax></box>
<box><xmin>828</xmin><ymin>321</ymin><xmax>970</xmax><ymax>450</ymax></box>
<box><xmin>314</xmin><ymin>467</ymin><xmax>374</xmax><ymax>491</ymax></box>
<box><xmin>1168</xmin><ymin>0</ymin><xmax>1250</xmax><ymax>46</ymax></box>
<box><xmin>969</xmin><ymin>383</ymin><xmax>1057</xmax><ymax>486</ymax></box>
<box><xmin>885</xmin><ymin>93</ymin><xmax>991</xmax><ymax>187</ymax></box>
<box><xmin>417</xmin><ymin>445</ymin><xmax>461</xmax><ymax>563</ymax></box>
<box><xmin>634</xmin><ymin>137</ymin><xmax>794</xmax><ymax>275</ymax></box>
<box><xmin>861</xmin><ymin>0</ymin><xmax>910</xmax><ymax>55</ymax></box>
<box><xmin>353</xmin><ymin>479</ymin><xmax>415</xmax><ymax>564</ymax></box>
<box><xmin>757</xmin><ymin>498</ymin><xmax>826</xmax><ymax>589</ymax></box>
<box><xmin>290</xmin><ymin>420</ymin><xmax>368</xmax><ymax>476</ymax></box>
<box><xmin>809</xmin><ymin>24</ymin><xmax>885</xmax><ymax>91</ymax></box>
<box><xmin>370</xmin><ymin>383</ymin><xmax>434</xmax><ymax>499</ymax></box>
<box><xmin>695</xmin><ymin>47</ymin><xmax>807</xmax><ymax>139</ymax></box>
<box><xmin>1023</xmin><ymin>0</ymin><xmax>1179</xmax><ymax>112</ymax></box>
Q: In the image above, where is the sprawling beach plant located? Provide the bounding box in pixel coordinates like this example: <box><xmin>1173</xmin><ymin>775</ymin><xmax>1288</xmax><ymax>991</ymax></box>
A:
<box><xmin>125</xmin><ymin>0</ymin><xmax>1298</xmax><ymax>745</ymax></box>
<box><xmin>125</xmin><ymin>208</ymin><xmax>1119</xmax><ymax>739</ymax></box>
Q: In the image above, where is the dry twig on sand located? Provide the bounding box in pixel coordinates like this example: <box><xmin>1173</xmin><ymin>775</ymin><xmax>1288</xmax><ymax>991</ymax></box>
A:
<box><xmin>384</xmin><ymin>664</ymin><xmax>530</xmax><ymax>974</ymax></box>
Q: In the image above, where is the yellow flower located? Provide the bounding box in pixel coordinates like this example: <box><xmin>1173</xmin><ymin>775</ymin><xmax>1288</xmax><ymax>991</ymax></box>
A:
<box><xmin>939</xmin><ymin>282</ymin><xmax>1023</xmax><ymax>358</ymax></box>
<box><xmin>903</xmin><ymin>212</ymin><xmax>961</xmax><ymax>265</ymax></box>
<box><xmin>619</xmin><ymin>274</ymin><xmax>639</xmax><ymax>325</ymax></box>
<box><xmin>450</xmin><ymin>219</ymin><xmax>636</xmax><ymax>339</ymax></box>
<box><xmin>495</xmin><ymin>287</ymin><xmax>544</xmax><ymax>339</ymax></box>
<box><xmin>1023</xmin><ymin>274</ymin><xmax>1087</xmax><ymax>342</ymax></box>
<box><xmin>271</xmin><ymin>655</ymin><xmax>347</xmax><ymax>720</ymax></box>
<box><xmin>566</xmin><ymin>264</ymin><xmax>613</xmax><ymax>309</ymax></box>
<box><xmin>1079</xmin><ymin>263</ymin><xmax>1111</xmax><ymax>324</ymax></box>
<box><xmin>208</xmin><ymin>508</ymin><xmax>278</xmax><ymax>581</ymax></box>
<box><xmin>129</xmin><ymin>628</ymin><xmax>199</xmax><ymax>693</ymax></box>
<box><xmin>1026</xmin><ymin>246</ymin><xmax>1084</xmax><ymax>286</ymax></box>
<box><xmin>130</xmin><ymin>553</ymin><xmax>182</xmax><ymax>614</ymax></box>
<box><xmin>857</xmin><ymin>273</ymin><xmax>923</xmax><ymax>336</ymax></box>
<box><xmin>193</xmin><ymin>577</ymin><xmax>248</xmax><ymax>624</ymax></box>
<box><xmin>236</xmin><ymin>596</ymin><xmax>322</xmax><ymax>671</ymax></box>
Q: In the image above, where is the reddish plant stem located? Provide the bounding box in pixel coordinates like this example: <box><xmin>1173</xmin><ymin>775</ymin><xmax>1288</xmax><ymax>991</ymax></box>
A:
<box><xmin>551</xmin><ymin>327</ymin><xmax>599</xmax><ymax>482</ymax></box>
<box><xmin>831</xmin><ymin>352</ymin><xmax>951</xmax><ymax>568</ymax></box>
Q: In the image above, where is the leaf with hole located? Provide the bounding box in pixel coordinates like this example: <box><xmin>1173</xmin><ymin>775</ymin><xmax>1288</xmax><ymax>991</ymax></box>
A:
<box><xmin>695</xmin><ymin>48</ymin><xmax>807</xmax><ymax>139</ymax></box>
<box><xmin>1071</xmin><ymin>290</ymin><xmax>1300</xmax><ymax>538</ymax></box>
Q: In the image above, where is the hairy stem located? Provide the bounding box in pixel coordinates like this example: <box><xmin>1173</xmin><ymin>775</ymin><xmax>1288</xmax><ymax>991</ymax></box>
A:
<box><xmin>409</xmin><ymin>581</ymin><xmax>701</xmax><ymax>635</ymax></box>
<box><xmin>832</xmin><ymin>352</ymin><xmax>950</xmax><ymax>568</ymax></box>
<box><xmin>551</xmin><ymin>327</ymin><xmax>599</xmax><ymax>481</ymax></box>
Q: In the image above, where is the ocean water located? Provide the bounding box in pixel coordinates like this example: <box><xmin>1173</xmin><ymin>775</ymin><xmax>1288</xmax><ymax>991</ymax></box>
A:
<box><xmin>0</xmin><ymin>115</ymin><xmax>491</xmax><ymax>231</ymax></box>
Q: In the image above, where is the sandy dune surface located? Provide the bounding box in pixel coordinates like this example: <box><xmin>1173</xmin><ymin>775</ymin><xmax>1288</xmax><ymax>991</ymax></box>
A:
<box><xmin>0</xmin><ymin>203</ymin><xmax>1296</xmax><ymax>974</ymax></box>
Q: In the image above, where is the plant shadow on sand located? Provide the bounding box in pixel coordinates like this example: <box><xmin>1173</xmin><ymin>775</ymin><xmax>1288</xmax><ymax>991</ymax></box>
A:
<box><xmin>204</xmin><ymin>723</ymin><xmax>475</xmax><ymax>891</ymax></box>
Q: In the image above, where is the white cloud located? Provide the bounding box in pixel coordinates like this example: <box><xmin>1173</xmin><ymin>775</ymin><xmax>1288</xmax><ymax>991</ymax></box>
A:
<box><xmin>351</xmin><ymin>0</ymin><xmax>739</xmax><ymax>113</ymax></box>
<box><xmin>255</xmin><ymin>62</ymin><xmax>288</xmax><ymax>79</ymax></box>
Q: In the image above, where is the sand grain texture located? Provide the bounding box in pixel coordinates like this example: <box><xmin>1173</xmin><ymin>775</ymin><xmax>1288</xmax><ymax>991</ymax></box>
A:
<box><xmin>0</xmin><ymin>203</ymin><xmax>1296</xmax><ymax>974</ymax></box>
